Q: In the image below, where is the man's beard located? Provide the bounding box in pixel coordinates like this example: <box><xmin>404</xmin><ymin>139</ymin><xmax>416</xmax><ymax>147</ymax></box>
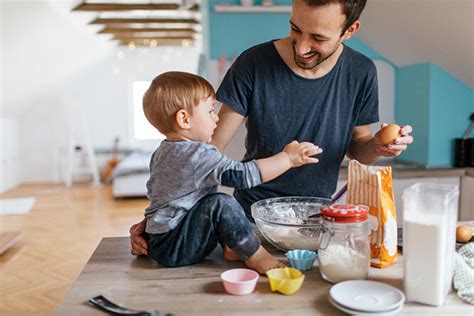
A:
<box><xmin>292</xmin><ymin>41</ymin><xmax>340</xmax><ymax>70</ymax></box>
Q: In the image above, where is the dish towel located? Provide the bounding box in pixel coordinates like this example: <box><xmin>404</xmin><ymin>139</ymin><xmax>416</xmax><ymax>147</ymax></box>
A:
<box><xmin>453</xmin><ymin>242</ymin><xmax>474</xmax><ymax>304</ymax></box>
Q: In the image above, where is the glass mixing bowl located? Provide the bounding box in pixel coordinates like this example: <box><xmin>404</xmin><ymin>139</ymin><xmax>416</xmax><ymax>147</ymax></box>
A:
<box><xmin>251</xmin><ymin>196</ymin><xmax>331</xmax><ymax>251</ymax></box>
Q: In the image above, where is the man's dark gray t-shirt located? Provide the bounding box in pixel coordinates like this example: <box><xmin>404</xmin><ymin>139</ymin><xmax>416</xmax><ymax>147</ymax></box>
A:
<box><xmin>216</xmin><ymin>41</ymin><xmax>379</xmax><ymax>212</ymax></box>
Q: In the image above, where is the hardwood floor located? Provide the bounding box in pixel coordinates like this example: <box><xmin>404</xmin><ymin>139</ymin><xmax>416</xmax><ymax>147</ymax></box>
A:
<box><xmin>0</xmin><ymin>183</ymin><xmax>147</xmax><ymax>315</ymax></box>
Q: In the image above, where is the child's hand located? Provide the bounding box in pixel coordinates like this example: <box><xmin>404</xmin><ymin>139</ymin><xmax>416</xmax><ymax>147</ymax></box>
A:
<box><xmin>283</xmin><ymin>140</ymin><xmax>322</xmax><ymax>168</ymax></box>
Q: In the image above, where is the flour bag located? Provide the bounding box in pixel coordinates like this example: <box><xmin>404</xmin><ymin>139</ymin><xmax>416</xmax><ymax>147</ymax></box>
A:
<box><xmin>347</xmin><ymin>160</ymin><xmax>397</xmax><ymax>268</ymax></box>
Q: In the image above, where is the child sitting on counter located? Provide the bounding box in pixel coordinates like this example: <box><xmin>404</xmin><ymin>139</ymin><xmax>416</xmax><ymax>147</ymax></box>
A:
<box><xmin>141</xmin><ymin>71</ymin><xmax>321</xmax><ymax>273</ymax></box>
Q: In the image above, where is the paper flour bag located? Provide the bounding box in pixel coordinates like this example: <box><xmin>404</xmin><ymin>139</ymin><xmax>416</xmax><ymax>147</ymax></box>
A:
<box><xmin>347</xmin><ymin>160</ymin><xmax>398</xmax><ymax>268</ymax></box>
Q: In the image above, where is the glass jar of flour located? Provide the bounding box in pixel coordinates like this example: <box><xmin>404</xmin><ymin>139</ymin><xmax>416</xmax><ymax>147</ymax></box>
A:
<box><xmin>318</xmin><ymin>204</ymin><xmax>370</xmax><ymax>283</ymax></box>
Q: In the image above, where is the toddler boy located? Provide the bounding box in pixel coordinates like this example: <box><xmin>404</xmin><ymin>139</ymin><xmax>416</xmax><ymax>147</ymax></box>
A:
<box><xmin>143</xmin><ymin>71</ymin><xmax>321</xmax><ymax>273</ymax></box>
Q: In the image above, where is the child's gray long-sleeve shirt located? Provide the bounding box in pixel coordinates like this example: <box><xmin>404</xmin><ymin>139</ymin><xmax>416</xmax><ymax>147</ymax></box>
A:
<box><xmin>145</xmin><ymin>140</ymin><xmax>263</xmax><ymax>234</ymax></box>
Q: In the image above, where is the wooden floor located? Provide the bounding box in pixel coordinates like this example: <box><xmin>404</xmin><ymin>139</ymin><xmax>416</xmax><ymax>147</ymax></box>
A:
<box><xmin>0</xmin><ymin>183</ymin><xmax>147</xmax><ymax>315</ymax></box>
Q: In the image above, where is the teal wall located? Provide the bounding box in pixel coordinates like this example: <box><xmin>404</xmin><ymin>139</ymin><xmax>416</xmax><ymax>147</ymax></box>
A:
<box><xmin>428</xmin><ymin>64</ymin><xmax>473</xmax><ymax>165</ymax></box>
<box><xmin>396</xmin><ymin>63</ymin><xmax>473</xmax><ymax>166</ymax></box>
<box><xmin>395</xmin><ymin>64</ymin><xmax>431</xmax><ymax>165</ymax></box>
<box><xmin>209</xmin><ymin>0</ymin><xmax>292</xmax><ymax>59</ymax></box>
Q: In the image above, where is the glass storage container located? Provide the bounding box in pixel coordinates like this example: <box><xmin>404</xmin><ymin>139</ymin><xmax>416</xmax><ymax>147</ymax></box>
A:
<box><xmin>402</xmin><ymin>183</ymin><xmax>459</xmax><ymax>306</ymax></box>
<box><xmin>318</xmin><ymin>204</ymin><xmax>370</xmax><ymax>283</ymax></box>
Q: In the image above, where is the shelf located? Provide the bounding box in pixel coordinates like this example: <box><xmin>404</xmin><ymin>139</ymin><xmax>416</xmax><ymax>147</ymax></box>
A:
<box><xmin>214</xmin><ymin>4</ymin><xmax>291</xmax><ymax>13</ymax></box>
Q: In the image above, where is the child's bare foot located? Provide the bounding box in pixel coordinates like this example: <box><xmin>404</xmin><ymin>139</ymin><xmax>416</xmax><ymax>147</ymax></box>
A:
<box><xmin>223</xmin><ymin>246</ymin><xmax>240</xmax><ymax>261</ymax></box>
<box><xmin>245</xmin><ymin>246</ymin><xmax>286</xmax><ymax>274</ymax></box>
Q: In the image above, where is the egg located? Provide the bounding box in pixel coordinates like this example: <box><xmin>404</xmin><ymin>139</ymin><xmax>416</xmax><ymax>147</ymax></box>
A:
<box><xmin>456</xmin><ymin>225</ymin><xmax>473</xmax><ymax>243</ymax></box>
<box><xmin>378</xmin><ymin>124</ymin><xmax>401</xmax><ymax>145</ymax></box>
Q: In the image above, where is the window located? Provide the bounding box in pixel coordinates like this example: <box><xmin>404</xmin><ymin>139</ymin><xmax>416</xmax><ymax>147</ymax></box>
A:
<box><xmin>132</xmin><ymin>81</ymin><xmax>165</xmax><ymax>140</ymax></box>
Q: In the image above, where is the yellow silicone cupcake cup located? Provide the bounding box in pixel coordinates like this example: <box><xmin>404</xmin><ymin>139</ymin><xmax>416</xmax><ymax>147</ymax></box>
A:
<box><xmin>266</xmin><ymin>267</ymin><xmax>305</xmax><ymax>295</ymax></box>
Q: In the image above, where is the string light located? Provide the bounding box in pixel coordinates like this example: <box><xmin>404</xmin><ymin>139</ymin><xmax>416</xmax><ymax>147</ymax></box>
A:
<box><xmin>116</xmin><ymin>50</ymin><xmax>125</xmax><ymax>60</ymax></box>
<box><xmin>181</xmin><ymin>39</ymin><xmax>192</xmax><ymax>47</ymax></box>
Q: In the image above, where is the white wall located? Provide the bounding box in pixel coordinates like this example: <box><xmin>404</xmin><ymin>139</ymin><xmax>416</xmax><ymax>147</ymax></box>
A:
<box><xmin>1</xmin><ymin>1</ymin><xmax>201</xmax><ymax>183</ymax></box>
<box><xmin>372</xmin><ymin>60</ymin><xmax>395</xmax><ymax>134</ymax></box>
<box><xmin>0</xmin><ymin>118</ymin><xmax>19</xmax><ymax>193</ymax></box>
<box><xmin>16</xmin><ymin>47</ymin><xmax>201</xmax><ymax>183</ymax></box>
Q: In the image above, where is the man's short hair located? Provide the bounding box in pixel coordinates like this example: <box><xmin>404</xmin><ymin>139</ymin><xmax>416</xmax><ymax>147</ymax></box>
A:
<box><xmin>143</xmin><ymin>71</ymin><xmax>215</xmax><ymax>134</ymax></box>
<box><xmin>302</xmin><ymin>0</ymin><xmax>367</xmax><ymax>36</ymax></box>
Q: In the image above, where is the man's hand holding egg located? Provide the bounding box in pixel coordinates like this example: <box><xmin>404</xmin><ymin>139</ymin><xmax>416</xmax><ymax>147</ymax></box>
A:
<box><xmin>374</xmin><ymin>123</ymin><xmax>414</xmax><ymax>157</ymax></box>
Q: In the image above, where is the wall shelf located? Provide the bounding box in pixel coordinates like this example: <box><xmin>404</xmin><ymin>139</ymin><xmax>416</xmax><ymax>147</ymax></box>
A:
<box><xmin>214</xmin><ymin>4</ymin><xmax>291</xmax><ymax>13</ymax></box>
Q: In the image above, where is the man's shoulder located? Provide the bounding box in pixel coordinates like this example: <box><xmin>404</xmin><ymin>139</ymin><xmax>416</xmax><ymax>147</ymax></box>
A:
<box><xmin>237</xmin><ymin>40</ymin><xmax>276</xmax><ymax>62</ymax></box>
<box><xmin>343</xmin><ymin>45</ymin><xmax>377</xmax><ymax>72</ymax></box>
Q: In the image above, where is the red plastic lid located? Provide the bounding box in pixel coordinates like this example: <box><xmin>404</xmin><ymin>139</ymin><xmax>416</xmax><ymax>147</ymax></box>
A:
<box><xmin>320</xmin><ymin>204</ymin><xmax>369</xmax><ymax>223</ymax></box>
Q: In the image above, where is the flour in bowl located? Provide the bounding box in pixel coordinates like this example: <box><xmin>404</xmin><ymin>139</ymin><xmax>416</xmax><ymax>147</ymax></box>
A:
<box><xmin>262</xmin><ymin>226</ymin><xmax>319</xmax><ymax>250</ymax></box>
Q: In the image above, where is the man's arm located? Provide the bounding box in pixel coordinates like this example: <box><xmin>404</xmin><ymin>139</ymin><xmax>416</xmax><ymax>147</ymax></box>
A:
<box><xmin>210</xmin><ymin>104</ymin><xmax>245</xmax><ymax>152</ymax></box>
<box><xmin>347</xmin><ymin>125</ymin><xmax>379</xmax><ymax>164</ymax></box>
<box><xmin>347</xmin><ymin>124</ymin><xmax>414</xmax><ymax>164</ymax></box>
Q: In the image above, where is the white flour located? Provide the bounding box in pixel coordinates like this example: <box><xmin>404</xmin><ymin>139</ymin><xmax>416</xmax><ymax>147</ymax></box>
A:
<box><xmin>319</xmin><ymin>244</ymin><xmax>369</xmax><ymax>283</ymax></box>
<box><xmin>403</xmin><ymin>219</ymin><xmax>454</xmax><ymax>305</ymax></box>
<box><xmin>263</xmin><ymin>226</ymin><xmax>319</xmax><ymax>250</ymax></box>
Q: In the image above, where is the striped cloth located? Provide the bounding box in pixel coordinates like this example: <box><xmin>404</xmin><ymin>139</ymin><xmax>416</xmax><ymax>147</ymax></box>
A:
<box><xmin>454</xmin><ymin>242</ymin><xmax>474</xmax><ymax>304</ymax></box>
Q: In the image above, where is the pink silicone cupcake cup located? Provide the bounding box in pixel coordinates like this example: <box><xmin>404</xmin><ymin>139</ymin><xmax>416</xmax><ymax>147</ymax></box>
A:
<box><xmin>220</xmin><ymin>268</ymin><xmax>259</xmax><ymax>295</ymax></box>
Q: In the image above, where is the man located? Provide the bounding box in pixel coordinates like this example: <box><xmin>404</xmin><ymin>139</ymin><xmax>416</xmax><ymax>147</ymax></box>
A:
<box><xmin>130</xmin><ymin>0</ymin><xmax>413</xmax><ymax>256</ymax></box>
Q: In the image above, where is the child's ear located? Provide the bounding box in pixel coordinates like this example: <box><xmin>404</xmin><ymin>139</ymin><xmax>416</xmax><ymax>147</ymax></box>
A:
<box><xmin>175</xmin><ymin>109</ymin><xmax>191</xmax><ymax>129</ymax></box>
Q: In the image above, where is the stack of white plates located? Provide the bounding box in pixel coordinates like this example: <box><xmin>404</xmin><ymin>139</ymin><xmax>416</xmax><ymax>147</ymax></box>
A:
<box><xmin>329</xmin><ymin>280</ymin><xmax>406</xmax><ymax>315</ymax></box>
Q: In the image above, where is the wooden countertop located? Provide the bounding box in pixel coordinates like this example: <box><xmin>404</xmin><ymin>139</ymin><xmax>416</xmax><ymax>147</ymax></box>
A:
<box><xmin>56</xmin><ymin>237</ymin><xmax>470</xmax><ymax>315</ymax></box>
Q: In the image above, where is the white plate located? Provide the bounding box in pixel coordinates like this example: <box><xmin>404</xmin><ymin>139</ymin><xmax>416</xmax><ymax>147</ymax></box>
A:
<box><xmin>330</xmin><ymin>280</ymin><xmax>405</xmax><ymax>313</ymax></box>
<box><xmin>329</xmin><ymin>296</ymin><xmax>404</xmax><ymax>316</ymax></box>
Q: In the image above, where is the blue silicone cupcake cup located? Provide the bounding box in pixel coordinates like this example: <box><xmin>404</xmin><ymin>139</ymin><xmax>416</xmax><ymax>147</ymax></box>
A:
<box><xmin>285</xmin><ymin>249</ymin><xmax>317</xmax><ymax>271</ymax></box>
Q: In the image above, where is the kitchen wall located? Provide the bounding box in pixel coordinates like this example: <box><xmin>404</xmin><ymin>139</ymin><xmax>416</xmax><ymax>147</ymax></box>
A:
<box><xmin>208</xmin><ymin>0</ymin><xmax>292</xmax><ymax>60</ymax></box>
<box><xmin>0</xmin><ymin>118</ymin><xmax>19</xmax><ymax>193</ymax></box>
<box><xmin>396</xmin><ymin>63</ymin><xmax>474</xmax><ymax>166</ymax></box>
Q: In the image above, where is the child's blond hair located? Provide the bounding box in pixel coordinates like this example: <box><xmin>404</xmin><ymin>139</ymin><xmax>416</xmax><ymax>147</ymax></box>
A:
<box><xmin>143</xmin><ymin>71</ymin><xmax>215</xmax><ymax>134</ymax></box>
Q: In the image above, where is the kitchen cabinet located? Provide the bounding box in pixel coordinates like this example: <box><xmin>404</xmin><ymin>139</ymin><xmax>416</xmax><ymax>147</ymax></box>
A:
<box><xmin>460</xmin><ymin>172</ymin><xmax>474</xmax><ymax>220</ymax></box>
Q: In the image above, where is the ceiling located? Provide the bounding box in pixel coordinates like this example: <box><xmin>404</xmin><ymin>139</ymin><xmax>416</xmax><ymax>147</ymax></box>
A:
<box><xmin>357</xmin><ymin>0</ymin><xmax>474</xmax><ymax>89</ymax></box>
